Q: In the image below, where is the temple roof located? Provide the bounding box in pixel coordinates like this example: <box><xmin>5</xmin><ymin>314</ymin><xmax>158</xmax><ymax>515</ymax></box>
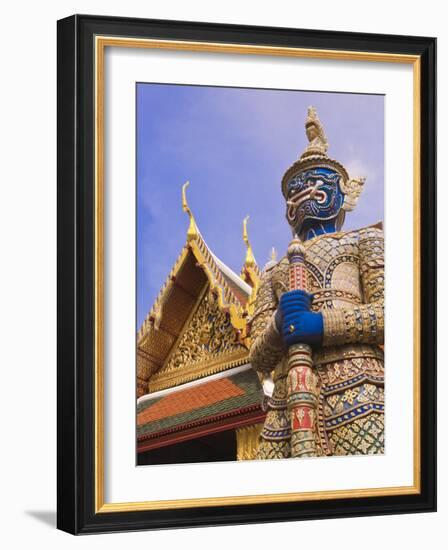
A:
<box><xmin>137</xmin><ymin>229</ymin><xmax>251</xmax><ymax>346</ymax></box>
<box><xmin>136</xmin><ymin>182</ymin><xmax>261</xmax><ymax>398</ymax></box>
<box><xmin>137</xmin><ymin>366</ymin><xmax>265</xmax><ymax>451</ymax></box>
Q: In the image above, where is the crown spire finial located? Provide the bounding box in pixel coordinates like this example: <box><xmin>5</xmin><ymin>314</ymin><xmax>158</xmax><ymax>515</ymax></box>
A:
<box><xmin>302</xmin><ymin>106</ymin><xmax>328</xmax><ymax>157</ymax></box>
<box><xmin>182</xmin><ymin>181</ymin><xmax>199</xmax><ymax>241</ymax></box>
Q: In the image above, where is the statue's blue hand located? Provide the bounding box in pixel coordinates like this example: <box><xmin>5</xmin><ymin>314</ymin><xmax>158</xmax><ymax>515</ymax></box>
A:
<box><xmin>275</xmin><ymin>290</ymin><xmax>311</xmax><ymax>330</ymax></box>
<box><xmin>275</xmin><ymin>290</ymin><xmax>323</xmax><ymax>348</ymax></box>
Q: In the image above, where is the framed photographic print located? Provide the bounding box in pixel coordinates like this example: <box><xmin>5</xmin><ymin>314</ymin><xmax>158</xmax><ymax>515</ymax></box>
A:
<box><xmin>57</xmin><ymin>14</ymin><xmax>436</xmax><ymax>534</ymax></box>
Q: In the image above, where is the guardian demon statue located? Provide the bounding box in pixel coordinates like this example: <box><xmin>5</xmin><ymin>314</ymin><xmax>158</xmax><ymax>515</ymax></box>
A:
<box><xmin>249</xmin><ymin>107</ymin><xmax>384</xmax><ymax>459</ymax></box>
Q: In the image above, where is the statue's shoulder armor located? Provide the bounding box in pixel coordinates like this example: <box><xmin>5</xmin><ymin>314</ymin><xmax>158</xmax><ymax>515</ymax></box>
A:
<box><xmin>337</xmin><ymin>221</ymin><xmax>384</xmax><ymax>242</ymax></box>
<box><xmin>356</xmin><ymin>222</ymin><xmax>384</xmax><ymax>240</ymax></box>
<box><xmin>262</xmin><ymin>255</ymin><xmax>287</xmax><ymax>275</ymax></box>
<box><xmin>263</xmin><ymin>256</ymin><xmax>289</xmax><ymax>299</ymax></box>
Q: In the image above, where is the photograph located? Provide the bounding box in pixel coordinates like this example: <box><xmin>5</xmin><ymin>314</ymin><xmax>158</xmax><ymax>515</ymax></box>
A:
<box><xmin>135</xmin><ymin>85</ymin><xmax>385</xmax><ymax>465</ymax></box>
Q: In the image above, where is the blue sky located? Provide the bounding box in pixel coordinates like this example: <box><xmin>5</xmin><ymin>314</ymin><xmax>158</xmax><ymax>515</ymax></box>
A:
<box><xmin>136</xmin><ymin>84</ymin><xmax>384</xmax><ymax>328</ymax></box>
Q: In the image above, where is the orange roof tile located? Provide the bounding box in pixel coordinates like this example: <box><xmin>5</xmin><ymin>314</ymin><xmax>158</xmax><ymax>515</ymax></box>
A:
<box><xmin>137</xmin><ymin>377</ymin><xmax>245</xmax><ymax>427</ymax></box>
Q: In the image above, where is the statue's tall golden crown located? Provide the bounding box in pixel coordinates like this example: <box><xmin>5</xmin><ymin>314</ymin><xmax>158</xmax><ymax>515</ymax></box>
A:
<box><xmin>281</xmin><ymin>107</ymin><xmax>365</xmax><ymax>212</ymax></box>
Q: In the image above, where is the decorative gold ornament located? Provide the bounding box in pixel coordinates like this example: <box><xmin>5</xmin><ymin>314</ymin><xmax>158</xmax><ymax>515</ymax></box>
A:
<box><xmin>340</xmin><ymin>176</ymin><xmax>366</xmax><ymax>212</ymax></box>
<box><xmin>243</xmin><ymin>215</ymin><xmax>256</xmax><ymax>268</ymax></box>
<box><xmin>163</xmin><ymin>289</ymin><xmax>245</xmax><ymax>374</ymax></box>
<box><xmin>182</xmin><ymin>180</ymin><xmax>199</xmax><ymax>241</ymax></box>
<box><xmin>236</xmin><ymin>423</ymin><xmax>264</xmax><ymax>460</ymax></box>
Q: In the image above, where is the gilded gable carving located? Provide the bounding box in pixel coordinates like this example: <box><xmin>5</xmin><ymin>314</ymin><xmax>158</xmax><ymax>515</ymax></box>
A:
<box><xmin>163</xmin><ymin>289</ymin><xmax>245</xmax><ymax>374</ymax></box>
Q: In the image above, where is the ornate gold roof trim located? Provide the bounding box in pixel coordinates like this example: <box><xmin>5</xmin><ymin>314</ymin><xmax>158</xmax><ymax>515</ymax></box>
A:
<box><xmin>148</xmin><ymin>350</ymin><xmax>249</xmax><ymax>393</ymax></box>
<box><xmin>186</xmin><ymin>237</ymin><xmax>253</xmax><ymax>343</ymax></box>
<box><xmin>179</xmin><ymin>183</ymin><xmax>257</xmax><ymax>342</ymax></box>
<box><xmin>137</xmin><ymin>196</ymin><xmax>249</xmax><ymax>345</ymax></box>
<box><xmin>137</xmin><ymin>247</ymin><xmax>189</xmax><ymax>345</ymax></box>
<box><xmin>239</xmin><ymin>216</ymin><xmax>261</xmax><ymax>322</ymax></box>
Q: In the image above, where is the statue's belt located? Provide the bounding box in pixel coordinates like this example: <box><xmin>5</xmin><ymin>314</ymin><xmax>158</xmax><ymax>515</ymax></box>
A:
<box><xmin>273</xmin><ymin>344</ymin><xmax>384</xmax><ymax>381</ymax></box>
<box><xmin>312</xmin><ymin>288</ymin><xmax>362</xmax><ymax>305</ymax></box>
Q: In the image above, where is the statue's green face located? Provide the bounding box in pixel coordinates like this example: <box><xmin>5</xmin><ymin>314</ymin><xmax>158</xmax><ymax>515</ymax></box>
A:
<box><xmin>285</xmin><ymin>167</ymin><xmax>344</xmax><ymax>234</ymax></box>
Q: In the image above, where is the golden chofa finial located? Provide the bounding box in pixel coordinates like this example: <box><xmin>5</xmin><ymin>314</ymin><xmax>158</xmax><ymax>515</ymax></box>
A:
<box><xmin>243</xmin><ymin>215</ymin><xmax>256</xmax><ymax>268</ymax></box>
<box><xmin>303</xmin><ymin>105</ymin><xmax>328</xmax><ymax>157</ymax></box>
<box><xmin>182</xmin><ymin>181</ymin><xmax>199</xmax><ymax>241</ymax></box>
<box><xmin>270</xmin><ymin>247</ymin><xmax>277</xmax><ymax>262</ymax></box>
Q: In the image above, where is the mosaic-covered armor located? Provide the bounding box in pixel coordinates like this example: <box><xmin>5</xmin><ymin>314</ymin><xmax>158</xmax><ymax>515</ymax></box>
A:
<box><xmin>249</xmin><ymin>225</ymin><xmax>384</xmax><ymax>458</ymax></box>
<box><xmin>249</xmin><ymin>107</ymin><xmax>385</xmax><ymax>459</ymax></box>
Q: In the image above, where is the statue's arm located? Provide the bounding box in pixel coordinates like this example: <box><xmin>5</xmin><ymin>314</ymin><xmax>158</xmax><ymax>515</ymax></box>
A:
<box><xmin>321</xmin><ymin>226</ymin><xmax>384</xmax><ymax>346</ymax></box>
<box><xmin>248</xmin><ymin>268</ymin><xmax>284</xmax><ymax>373</ymax></box>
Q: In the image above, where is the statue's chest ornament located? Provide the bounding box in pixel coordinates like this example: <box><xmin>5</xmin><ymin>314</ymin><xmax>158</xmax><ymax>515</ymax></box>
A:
<box><xmin>323</xmin><ymin>255</ymin><xmax>359</xmax><ymax>287</ymax></box>
<box><xmin>303</xmin><ymin>253</ymin><xmax>359</xmax><ymax>295</ymax></box>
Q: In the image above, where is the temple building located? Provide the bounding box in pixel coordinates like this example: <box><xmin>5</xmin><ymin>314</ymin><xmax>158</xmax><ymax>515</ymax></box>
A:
<box><xmin>136</xmin><ymin>183</ymin><xmax>270</xmax><ymax>465</ymax></box>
